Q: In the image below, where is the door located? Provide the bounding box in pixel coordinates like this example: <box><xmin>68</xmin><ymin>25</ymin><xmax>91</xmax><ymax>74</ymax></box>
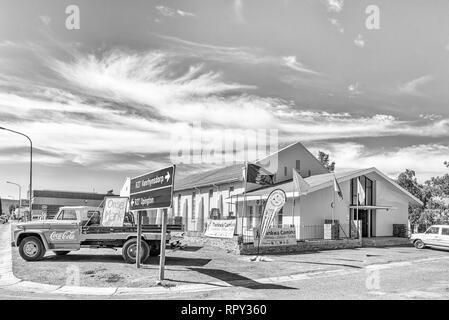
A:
<box><xmin>440</xmin><ymin>227</ymin><xmax>449</xmax><ymax>247</ymax></box>
<box><xmin>44</xmin><ymin>208</ymin><xmax>80</xmax><ymax>250</ymax></box>
<box><xmin>423</xmin><ymin>226</ymin><xmax>441</xmax><ymax>246</ymax></box>
<box><xmin>353</xmin><ymin>209</ymin><xmax>369</xmax><ymax>237</ymax></box>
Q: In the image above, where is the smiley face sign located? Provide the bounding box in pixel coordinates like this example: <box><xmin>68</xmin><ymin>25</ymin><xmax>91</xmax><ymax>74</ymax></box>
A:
<box><xmin>269</xmin><ymin>190</ymin><xmax>286</xmax><ymax>208</ymax></box>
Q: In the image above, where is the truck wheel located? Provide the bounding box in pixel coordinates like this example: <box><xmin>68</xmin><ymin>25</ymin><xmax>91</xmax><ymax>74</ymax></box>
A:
<box><xmin>54</xmin><ymin>251</ymin><xmax>70</xmax><ymax>256</ymax></box>
<box><xmin>414</xmin><ymin>239</ymin><xmax>425</xmax><ymax>249</ymax></box>
<box><xmin>122</xmin><ymin>238</ymin><xmax>149</xmax><ymax>264</ymax></box>
<box><xmin>19</xmin><ymin>236</ymin><xmax>46</xmax><ymax>261</ymax></box>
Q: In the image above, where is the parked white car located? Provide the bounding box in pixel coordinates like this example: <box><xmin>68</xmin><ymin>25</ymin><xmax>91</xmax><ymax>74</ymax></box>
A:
<box><xmin>411</xmin><ymin>225</ymin><xmax>449</xmax><ymax>249</ymax></box>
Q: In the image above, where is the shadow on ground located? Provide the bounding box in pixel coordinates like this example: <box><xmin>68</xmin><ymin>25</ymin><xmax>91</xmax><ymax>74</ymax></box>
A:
<box><xmin>188</xmin><ymin>267</ymin><xmax>296</xmax><ymax>290</ymax></box>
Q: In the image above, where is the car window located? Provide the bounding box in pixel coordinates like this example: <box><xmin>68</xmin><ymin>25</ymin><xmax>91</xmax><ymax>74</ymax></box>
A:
<box><xmin>442</xmin><ymin>228</ymin><xmax>449</xmax><ymax>236</ymax></box>
<box><xmin>426</xmin><ymin>227</ymin><xmax>440</xmax><ymax>234</ymax></box>
<box><xmin>61</xmin><ymin>209</ymin><xmax>77</xmax><ymax>220</ymax></box>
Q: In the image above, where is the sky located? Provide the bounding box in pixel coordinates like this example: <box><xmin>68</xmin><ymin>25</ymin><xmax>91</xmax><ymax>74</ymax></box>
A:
<box><xmin>0</xmin><ymin>0</ymin><xmax>448</xmax><ymax>198</ymax></box>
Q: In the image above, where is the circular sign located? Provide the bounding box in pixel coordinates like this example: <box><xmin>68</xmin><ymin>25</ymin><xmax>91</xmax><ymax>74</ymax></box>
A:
<box><xmin>268</xmin><ymin>189</ymin><xmax>286</xmax><ymax>208</ymax></box>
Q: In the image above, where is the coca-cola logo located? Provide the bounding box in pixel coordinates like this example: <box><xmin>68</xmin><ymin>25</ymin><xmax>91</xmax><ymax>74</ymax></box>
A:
<box><xmin>50</xmin><ymin>231</ymin><xmax>76</xmax><ymax>241</ymax></box>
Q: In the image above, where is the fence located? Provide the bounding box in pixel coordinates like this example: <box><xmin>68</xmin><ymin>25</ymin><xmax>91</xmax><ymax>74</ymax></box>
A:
<box><xmin>241</xmin><ymin>223</ymin><xmax>355</xmax><ymax>244</ymax></box>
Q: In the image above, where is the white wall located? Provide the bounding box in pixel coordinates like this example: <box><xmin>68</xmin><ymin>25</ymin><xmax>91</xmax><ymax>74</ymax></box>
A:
<box><xmin>372</xmin><ymin>174</ymin><xmax>409</xmax><ymax>236</ymax></box>
<box><xmin>257</xmin><ymin>142</ymin><xmax>328</xmax><ymax>184</ymax></box>
<box><xmin>173</xmin><ymin>182</ymin><xmax>244</xmax><ymax>231</ymax></box>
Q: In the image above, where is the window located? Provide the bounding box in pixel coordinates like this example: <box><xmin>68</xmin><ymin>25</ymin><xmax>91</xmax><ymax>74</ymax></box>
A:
<box><xmin>296</xmin><ymin>160</ymin><xmax>301</xmax><ymax>170</ymax></box>
<box><xmin>308</xmin><ymin>169</ymin><xmax>311</xmax><ymax>177</ymax></box>
<box><xmin>426</xmin><ymin>227</ymin><xmax>440</xmax><ymax>234</ymax></box>
<box><xmin>59</xmin><ymin>209</ymin><xmax>77</xmax><ymax>220</ymax></box>
<box><xmin>277</xmin><ymin>208</ymin><xmax>283</xmax><ymax>226</ymax></box>
<box><xmin>209</xmin><ymin>189</ymin><xmax>214</xmax><ymax>197</ymax></box>
<box><xmin>284</xmin><ymin>166</ymin><xmax>287</xmax><ymax>176</ymax></box>
<box><xmin>442</xmin><ymin>228</ymin><xmax>449</xmax><ymax>236</ymax></box>
<box><xmin>191</xmin><ymin>192</ymin><xmax>196</xmax><ymax>220</ymax></box>
<box><xmin>248</xmin><ymin>206</ymin><xmax>254</xmax><ymax>219</ymax></box>
<box><xmin>350</xmin><ymin>175</ymin><xmax>374</xmax><ymax>206</ymax></box>
<box><xmin>229</xmin><ymin>186</ymin><xmax>234</xmax><ymax>192</ymax></box>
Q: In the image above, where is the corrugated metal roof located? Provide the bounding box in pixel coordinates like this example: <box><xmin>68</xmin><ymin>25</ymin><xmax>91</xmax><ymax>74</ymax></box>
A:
<box><xmin>32</xmin><ymin>190</ymin><xmax>112</xmax><ymax>200</ymax></box>
<box><xmin>240</xmin><ymin>169</ymin><xmax>367</xmax><ymax>196</ymax></box>
<box><xmin>174</xmin><ymin>163</ymin><xmax>244</xmax><ymax>191</ymax></box>
<box><xmin>232</xmin><ymin>167</ymin><xmax>423</xmax><ymax>206</ymax></box>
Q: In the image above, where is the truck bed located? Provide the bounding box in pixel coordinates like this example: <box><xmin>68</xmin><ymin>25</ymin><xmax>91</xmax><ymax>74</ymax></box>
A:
<box><xmin>82</xmin><ymin>224</ymin><xmax>183</xmax><ymax>234</ymax></box>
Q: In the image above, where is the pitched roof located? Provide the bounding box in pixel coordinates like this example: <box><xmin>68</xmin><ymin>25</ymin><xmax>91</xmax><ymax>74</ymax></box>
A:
<box><xmin>174</xmin><ymin>163</ymin><xmax>244</xmax><ymax>191</ymax></box>
<box><xmin>236</xmin><ymin>167</ymin><xmax>423</xmax><ymax>206</ymax></box>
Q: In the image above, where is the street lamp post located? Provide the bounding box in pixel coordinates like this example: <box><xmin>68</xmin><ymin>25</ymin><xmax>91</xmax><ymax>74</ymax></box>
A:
<box><xmin>0</xmin><ymin>127</ymin><xmax>32</xmax><ymax>220</ymax></box>
<box><xmin>6</xmin><ymin>181</ymin><xmax>21</xmax><ymax>208</ymax></box>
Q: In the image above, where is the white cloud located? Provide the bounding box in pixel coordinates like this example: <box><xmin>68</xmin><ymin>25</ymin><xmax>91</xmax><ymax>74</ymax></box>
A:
<box><xmin>177</xmin><ymin>10</ymin><xmax>195</xmax><ymax>17</ymax></box>
<box><xmin>398</xmin><ymin>75</ymin><xmax>434</xmax><ymax>96</ymax></box>
<box><xmin>313</xmin><ymin>143</ymin><xmax>449</xmax><ymax>182</ymax></box>
<box><xmin>156</xmin><ymin>6</ymin><xmax>195</xmax><ymax>18</ymax></box>
<box><xmin>282</xmin><ymin>56</ymin><xmax>320</xmax><ymax>75</ymax></box>
<box><xmin>156</xmin><ymin>6</ymin><xmax>176</xmax><ymax>17</ymax></box>
<box><xmin>326</xmin><ymin>0</ymin><xmax>344</xmax><ymax>13</ymax></box>
<box><xmin>329</xmin><ymin>18</ymin><xmax>344</xmax><ymax>33</ymax></box>
<box><xmin>234</xmin><ymin>0</ymin><xmax>245</xmax><ymax>23</ymax></box>
<box><xmin>419</xmin><ymin>114</ymin><xmax>442</xmax><ymax>121</ymax></box>
<box><xmin>354</xmin><ymin>34</ymin><xmax>365</xmax><ymax>48</ymax></box>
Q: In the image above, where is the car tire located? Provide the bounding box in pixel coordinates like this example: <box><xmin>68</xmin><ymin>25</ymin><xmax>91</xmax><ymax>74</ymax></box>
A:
<box><xmin>54</xmin><ymin>251</ymin><xmax>70</xmax><ymax>256</ymax></box>
<box><xmin>122</xmin><ymin>238</ymin><xmax>150</xmax><ymax>264</ymax></box>
<box><xmin>19</xmin><ymin>236</ymin><xmax>46</xmax><ymax>261</ymax></box>
<box><xmin>414</xmin><ymin>239</ymin><xmax>425</xmax><ymax>249</ymax></box>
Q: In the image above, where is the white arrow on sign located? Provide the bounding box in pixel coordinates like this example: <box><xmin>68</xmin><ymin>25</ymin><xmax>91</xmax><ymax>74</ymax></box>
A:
<box><xmin>165</xmin><ymin>171</ymin><xmax>170</xmax><ymax>182</ymax></box>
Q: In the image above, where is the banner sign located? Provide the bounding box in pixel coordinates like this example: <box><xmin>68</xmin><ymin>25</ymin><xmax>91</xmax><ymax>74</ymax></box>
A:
<box><xmin>102</xmin><ymin>197</ymin><xmax>128</xmax><ymax>227</ymax></box>
<box><xmin>259</xmin><ymin>189</ymin><xmax>287</xmax><ymax>240</ymax></box>
<box><xmin>204</xmin><ymin>219</ymin><xmax>236</xmax><ymax>239</ymax></box>
<box><xmin>130</xmin><ymin>165</ymin><xmax>175</xmax><ymax>211</ymax></box>
<box><xmin>255</xmin><ymin>226</ymin><xmax>296</xmax><ymax>246</ymax></box>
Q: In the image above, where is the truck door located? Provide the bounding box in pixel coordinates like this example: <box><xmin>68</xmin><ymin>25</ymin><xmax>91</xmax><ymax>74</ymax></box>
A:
<box><xmin>44</xmin><ymin>208</ymin><xmax>81</xmax><ymax>250</ymax></box>
<box><xmin>423</xmin><ymin>226</ymin><xmax>440</xmax><ymax>246</ymax></box>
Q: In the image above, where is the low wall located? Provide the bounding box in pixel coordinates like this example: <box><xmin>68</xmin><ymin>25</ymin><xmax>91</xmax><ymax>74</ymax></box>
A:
<box><xmin>181</xmin><ymin>233</ymin><xmax>240</xmax><ymax>254</ymax></box>
<box><xmin>239</xmin><ymin>238</ymin><xmax>362</xmax><ymax>255</ymax></box>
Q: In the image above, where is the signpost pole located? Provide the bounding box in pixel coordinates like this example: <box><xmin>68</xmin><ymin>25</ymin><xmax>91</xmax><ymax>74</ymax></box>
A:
<box><xmin>136</xmin><ymin>210</ymin><xmax>142</xmax><ymax>268</ymax></box>
<box><xmin>158</xmin><ymin>208</ymin><xmax>168</xmax><ymax>281</ymax></box>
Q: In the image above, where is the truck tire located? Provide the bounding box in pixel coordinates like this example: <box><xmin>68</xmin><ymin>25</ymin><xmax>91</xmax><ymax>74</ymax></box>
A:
<box><xmin>122</xmin><ymin>238</ymin><xmax>150</xmax><ymax>264</ymax></box>
<box><xmin>19</xmin><ymin>236</ymin><xmax>46</xmax><ymax>261</ymax></box>
<box><xmin>54</xmin><ymin>251</ymin><xmax>70</xmax><ymax>256</ymax></box>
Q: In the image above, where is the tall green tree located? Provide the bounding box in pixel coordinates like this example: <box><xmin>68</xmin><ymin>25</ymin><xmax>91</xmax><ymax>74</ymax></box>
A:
<box><xmin>317</xmin><ymin>151</ymin><xmax>335</xmax><ymax>172</ymax></box>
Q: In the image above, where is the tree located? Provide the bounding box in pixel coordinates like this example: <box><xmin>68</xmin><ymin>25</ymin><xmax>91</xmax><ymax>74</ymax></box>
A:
<box><xmin>396</xmin><ymin>169</ymin><xmax>424</xmax><ymax>201</ymax></box>
<box><xmin>445</xmin><ymin>161</ymin><xmax>449</xmax><ymax>168</ymax></box>
<box><xmin>317</xmin><ymin>151</ymin><xmax>335</xmax><ymax>172</ymax></box>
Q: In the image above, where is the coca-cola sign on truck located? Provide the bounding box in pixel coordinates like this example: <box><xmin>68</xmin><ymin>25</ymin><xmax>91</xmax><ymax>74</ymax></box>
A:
<box><xmin>49</xmin><ymin>230</ymin><xmax>76</xmax><ymax>241</ymax></box>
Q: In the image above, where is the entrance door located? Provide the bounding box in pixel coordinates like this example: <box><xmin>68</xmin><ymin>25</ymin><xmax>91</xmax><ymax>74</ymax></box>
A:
<box><xmin>353</xmin><ymin>209</ymin><xmax>370</xmax><ymax>237</ymax></box>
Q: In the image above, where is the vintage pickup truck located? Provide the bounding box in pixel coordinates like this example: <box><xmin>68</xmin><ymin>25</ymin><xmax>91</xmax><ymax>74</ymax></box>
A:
<box><xmin>12</xmin><ymin>206</ymin><xmax>181</xmax><ymax>263</ymax></box>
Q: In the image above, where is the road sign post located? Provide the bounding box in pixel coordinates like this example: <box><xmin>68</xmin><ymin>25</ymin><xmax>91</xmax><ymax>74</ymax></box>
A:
<box><xmin>129</xmin><ymin>165</ymin><xmax>175</xmax><ymax>275</ymax></box>
<box><xmin>159</xmin><ymin>208</ymin><xmax>167</xmax><ymax>280</ymax></box>
<box><xmin>136</xmin><ymin>211</ymin><xmax>142</xmax><ymax>268</ymax></box>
